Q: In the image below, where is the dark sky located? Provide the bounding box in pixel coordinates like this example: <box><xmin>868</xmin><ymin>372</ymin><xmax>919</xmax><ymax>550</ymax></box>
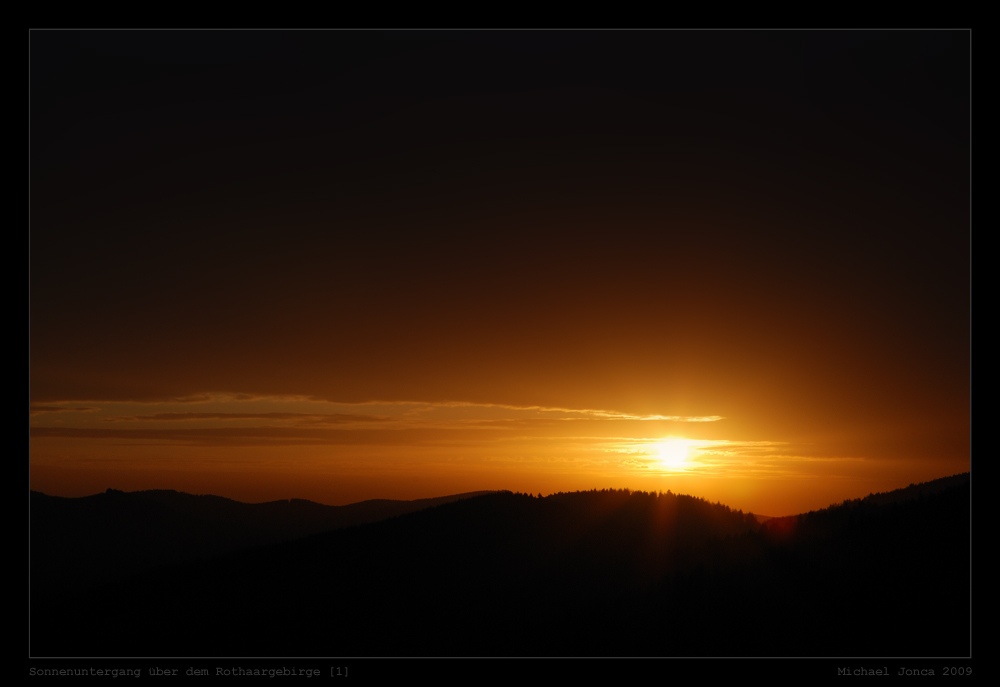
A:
<box><xmin>29</xmin><ymin>31</ymin><xmax>969</xmax><ymax>510</ymax></box>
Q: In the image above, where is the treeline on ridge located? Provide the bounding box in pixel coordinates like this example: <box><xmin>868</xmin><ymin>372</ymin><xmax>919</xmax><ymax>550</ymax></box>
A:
<box><xmin>32</xmin><ymin>476</ymin><xmax>969</xmax><ymax>657</ymax></box>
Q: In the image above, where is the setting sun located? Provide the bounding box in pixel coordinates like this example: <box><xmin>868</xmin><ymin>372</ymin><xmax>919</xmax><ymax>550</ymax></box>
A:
<box><xmin>656</xmin><ymin>439</ymin><xmax>692</xmax><ymax>470</ymax></box>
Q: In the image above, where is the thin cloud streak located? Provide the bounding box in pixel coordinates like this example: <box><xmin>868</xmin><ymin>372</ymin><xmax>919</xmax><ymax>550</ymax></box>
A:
<box><xmin>29</xmin><ymin>404</ymin><xmax>99</xmax><ymax>416</ymax></box>
<box><xmin>102</xmin><ymin>412</ymin><xmax>392</xmax><ymax>424</ymax></box>
<box><xmin>31</xmin><ymin>395</ymin><xmax>725</xmax><ymax>424</ymax></box>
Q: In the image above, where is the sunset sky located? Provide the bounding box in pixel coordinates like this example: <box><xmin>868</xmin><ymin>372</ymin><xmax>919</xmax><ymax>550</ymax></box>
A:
<box><xmin>30</xmin><ymin>31</ymin><xmax>969</xmax><ymax>516</ymax></box>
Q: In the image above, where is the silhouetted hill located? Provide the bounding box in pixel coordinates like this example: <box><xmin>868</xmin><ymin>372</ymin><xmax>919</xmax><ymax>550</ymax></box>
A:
<box><xmin>30</xmin><ymin>488</ymin><xmax>488</xmax><ymax>599</ymax></box>
<box><xmin>857</xmin><ymin>472</ymin><xmax>969</xmax><ymax>506</ymax></box>
<box><xmin>32</xmin><ymin>475</ymin><xmax>969</xmax><ymax>657</ymax></box>
<box><xmin>758</xmin><ymin>472</ymin><xmax>971</xmax><ymax>536</ymax></box>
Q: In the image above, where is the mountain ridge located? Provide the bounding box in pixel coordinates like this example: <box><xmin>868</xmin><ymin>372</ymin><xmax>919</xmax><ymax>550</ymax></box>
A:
<box><xmin>30</xmin><ymin>487</ymin><xmax>491</xmax><ymax>599</ymax></box>
<box><xmin>31</xmin><ymin>473</ymin><xmax>969</xmax><ymax>657</ymax></box>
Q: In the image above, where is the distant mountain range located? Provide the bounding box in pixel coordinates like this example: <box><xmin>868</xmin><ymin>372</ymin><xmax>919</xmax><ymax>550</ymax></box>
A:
<box><xmin>31</xmin><ymin>488</ymin><xmax>489</xmax><ymax>599</ymax></box>
<box><xmin>31</xmin><ymin>474</ymin><xmax>969</xmax><ymax>657</ymax></box>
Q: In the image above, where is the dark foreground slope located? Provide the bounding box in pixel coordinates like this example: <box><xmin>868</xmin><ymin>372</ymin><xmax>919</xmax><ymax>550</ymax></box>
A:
<box><xmin>32</xmin><ymin>475</ymin><xmax>969</xmax><ymax>657</ymax></box>
<box><xmin>31</xmin><ymin>488</ymin><xmax>488</xmax><ymax>599</ymax></box>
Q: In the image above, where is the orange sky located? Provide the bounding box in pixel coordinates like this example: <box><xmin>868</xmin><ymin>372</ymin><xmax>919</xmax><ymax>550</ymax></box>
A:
<box><xmin>29</xmin><ymin>392</ymin><xmax>968</xmax><ymax>516</ymax></box>
<box><xmin>29</xmin><ymin>31</ymin><xmax>970</xmax><ymax>516</ymax></box>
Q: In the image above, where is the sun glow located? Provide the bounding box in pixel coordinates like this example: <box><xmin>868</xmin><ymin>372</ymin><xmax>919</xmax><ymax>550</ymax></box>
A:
<box><xmin>656</xmin><ymin>439</ymin><xmax>693</xmax><ymax>470</ymax></box>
